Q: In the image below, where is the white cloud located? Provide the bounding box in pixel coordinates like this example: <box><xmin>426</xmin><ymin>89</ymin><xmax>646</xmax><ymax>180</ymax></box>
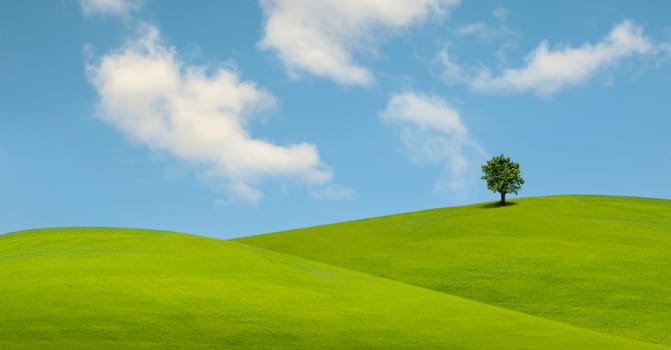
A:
<box><xmin>259</xmin><ymin>0</ymin><xmax>460</xmax><ymax>85</ymax></box>
<box><xmin>380</xmin><ymin>92</ymin><xmax>486</xmax><ymax>196</ymax></box>
<box><xmin>457</xmin><ymin>7</ymin><xmax>514</xmax><ymax>42</ymax></box>
<box><xmin>435</xmin><ymin>49</ymin><xmax>466</xmax><ymax>85</ymax></box>
<box><xmin>312</xmin><ymin>184</ymin><xmax>355</xmax><ymax>200</ymax></box>
<box><xmin>80</xmin><ymin>0</ymin><xmax>141</xmax><ymax>16</ymax></box>
<box><xmin>87</xmin><ymin>25</ymin><xmax>331</xmax><ymax>204</ymax></box>
<box><xmin>458</xmin><ymin>22</ymin><xmax>488</xmax><ymax>36</ymax></box>
<box><xmin>457</xmin><ymin>21</ymin><xmax>517</xmax><ymax>44</ymax></box>
<box><xmin>471</xmin><ymin>21</ymin><xmax>654</xmax><ymax>95</ymax></box>
<box><xmin>450</xmin><ymin>8</ymin><xmax>519</xmax><ymax>71</ymax></box>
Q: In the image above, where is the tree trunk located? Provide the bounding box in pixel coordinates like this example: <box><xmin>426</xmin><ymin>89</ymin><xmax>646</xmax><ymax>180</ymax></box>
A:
<box><xmin>500</xmin><ymin>191</ymin><xmax>506</xmax><ymax>204</ymax></box>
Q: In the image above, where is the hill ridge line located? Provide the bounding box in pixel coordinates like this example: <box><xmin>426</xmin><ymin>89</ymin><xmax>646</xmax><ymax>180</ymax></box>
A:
<box><xmin>236</xmin><ymin>194</ymin><xmax>671</xmax><ymax>240</ymax></box>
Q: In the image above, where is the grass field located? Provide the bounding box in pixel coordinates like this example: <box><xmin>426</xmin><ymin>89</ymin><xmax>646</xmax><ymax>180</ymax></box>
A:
<box><xmin>237</xmin><ymin>195</ymin><xmax>671</xmax><ymax>346</ymax></box>
<box><xmin>1</xmin><ymin>195</ymin><xmax>670</xmax><ymax>348</ymax></box>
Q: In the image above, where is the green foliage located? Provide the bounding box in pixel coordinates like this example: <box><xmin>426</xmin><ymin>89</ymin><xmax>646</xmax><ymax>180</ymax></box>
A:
<box><xmin>1</xmin><ymin>224</ymin><xmax>667</xmax><ymax>349</ymax></box>
<box><xmin>238</xmin><ymin>195</ymin><xmax>671</xmax><ymax>347</ymax></box>
<box><xmin>481</xmin><ymin>154</ymin><xmax>525</xmax><ymax>203</ymax></box>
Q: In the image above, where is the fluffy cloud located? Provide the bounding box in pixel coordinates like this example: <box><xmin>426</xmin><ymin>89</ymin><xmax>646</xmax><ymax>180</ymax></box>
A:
<box><xmin>470</xmin><ymin>21</ymin><xmax>654</xmax><ymax>95</ymax></box>
<box><xmin>259</xmin><ymin>0</ymin><xmax>459</xmax><ymax>85</ymax></box>
<box><xmin>80</xmin><ymin>0</ymin><xmax>142</xmax><ymax>16</ymax></box>
<box><xmin>87</xmin><ymin>25</ymin><xmax>331</xmax><ymax>203</ymax></box>
<box><xmin>380</xmin><ymin>92</ymin><xmax>486</xmax><ymax>196</ymax></box>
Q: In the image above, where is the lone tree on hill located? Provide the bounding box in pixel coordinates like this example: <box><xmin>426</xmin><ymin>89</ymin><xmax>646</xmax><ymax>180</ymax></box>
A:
<box><xmin>481</xmin><ymin>154</ymin><xmax>524</xmax><ymax>204</ymax></box>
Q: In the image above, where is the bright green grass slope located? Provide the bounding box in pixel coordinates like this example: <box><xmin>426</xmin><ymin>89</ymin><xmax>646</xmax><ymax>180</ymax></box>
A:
<box><xmin>237</xmin><ymin>195</ymin><xmax>671</xmax><ymax>346</ymax></box>
<box><xmin>1</xmin><ymin>227</ymin><xmax>666</xmax><ymax>349</ymax></box>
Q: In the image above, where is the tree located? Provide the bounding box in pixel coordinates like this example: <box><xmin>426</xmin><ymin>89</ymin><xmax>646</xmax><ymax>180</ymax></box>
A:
<box><xmin>481</xmin><ymin>154</ymin><xmax>524</xmax><ymax>204</ymax></box>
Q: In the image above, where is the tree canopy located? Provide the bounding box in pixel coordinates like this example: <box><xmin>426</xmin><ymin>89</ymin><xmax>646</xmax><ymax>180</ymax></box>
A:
<box><xmin>481</xmin><ymin>154</ymin><xmax>524</xmax><ymax>204</ymax></box>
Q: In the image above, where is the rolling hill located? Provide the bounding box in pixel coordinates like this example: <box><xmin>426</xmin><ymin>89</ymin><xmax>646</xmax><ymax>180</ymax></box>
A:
<box><xmin>237</xmin><ymin>195</ymin><xmax>671</xmax><ymax>346</ymax></box>
<box><xmin>0</xmin><ymin>224</ymin><xmax>666</xmax><ymax>349</ymax></box>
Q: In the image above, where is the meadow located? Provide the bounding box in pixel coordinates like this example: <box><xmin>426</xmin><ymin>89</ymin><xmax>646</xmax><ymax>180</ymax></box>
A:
<box><xmin>238</xmin><ymin>195</ymin><xmax>671</xmax><ymax>346</ymax></box>
<box><xmin>1</xmin><ymin>195</ymin><xmax>670</xmax><ymax>349</ymax></box>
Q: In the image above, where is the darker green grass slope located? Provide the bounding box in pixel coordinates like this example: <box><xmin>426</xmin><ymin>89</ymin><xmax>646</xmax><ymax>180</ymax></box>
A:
<box><xmin>237</xmin><ymin>195</ymin><xmax>671</xmax><ymax>346</ymax></box>
<box><xmin>2</xmin><ymin>227</ymin><xmax>667</xmax><ymax>349</ymax></box>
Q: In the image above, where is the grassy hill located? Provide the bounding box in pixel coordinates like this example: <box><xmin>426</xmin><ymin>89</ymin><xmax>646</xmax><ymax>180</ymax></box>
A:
<box><xmin>237</xmin><ymin>195</ymin><xmax>671</xmax><ymax>346</ymax></box>
<box><xmin>1</xmin><ymin>226</ymin><xmax>667</xmax><ymax>349</ymax></box>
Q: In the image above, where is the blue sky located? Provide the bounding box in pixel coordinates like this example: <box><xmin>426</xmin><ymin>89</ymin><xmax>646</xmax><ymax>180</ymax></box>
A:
<box><xmin>1</xmin><ymin>0</ymin><xmax>670</xmax><ymax>238</ymax></box>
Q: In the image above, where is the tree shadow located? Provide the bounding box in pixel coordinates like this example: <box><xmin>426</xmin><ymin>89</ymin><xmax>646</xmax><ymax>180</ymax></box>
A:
<box><xmin>479</xmin><ymin>201</ymin><xmax>519</xmax><ymax>209</ymax></box>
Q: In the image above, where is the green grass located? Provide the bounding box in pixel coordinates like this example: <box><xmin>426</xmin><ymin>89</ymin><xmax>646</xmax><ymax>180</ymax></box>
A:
<box><xmin>237</xmin><ymin>195</ymin><xmax>671</xmax><ymax>346</ymax></box>
<box><xmin>2</xmin><ymin>226</ymin><xmax>668</xmax><ymax>349</ymax></box>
